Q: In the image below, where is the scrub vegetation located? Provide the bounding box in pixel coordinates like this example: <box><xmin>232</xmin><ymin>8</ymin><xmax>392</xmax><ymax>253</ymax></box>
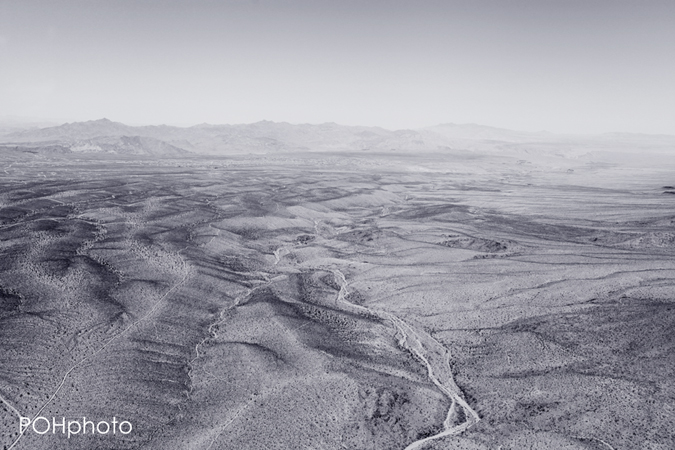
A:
<box><xmin>1</xmin><ymin>150</ymin><xmax>674</xmax><ymax>449</ymax></box>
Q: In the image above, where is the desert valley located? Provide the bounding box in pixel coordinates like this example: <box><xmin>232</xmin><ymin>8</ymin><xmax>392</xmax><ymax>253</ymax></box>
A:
<box><xmin>0</xmin><ymin>120</ymin><xmax>674</xmax><ymax>449</ymax></box>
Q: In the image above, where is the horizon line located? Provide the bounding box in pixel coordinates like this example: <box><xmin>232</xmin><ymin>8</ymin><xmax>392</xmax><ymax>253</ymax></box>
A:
<box><xmin>5</xmin><ymin>116</ymin><xmax>675</xmax><ymax>138</ymax></box>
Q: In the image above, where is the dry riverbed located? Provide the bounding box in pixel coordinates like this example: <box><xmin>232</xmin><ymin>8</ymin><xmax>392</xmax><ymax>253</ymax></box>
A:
<box><xmin>1</xmin><ymin>153</ymin><xmax>674</xmax><ymax>449</ymax></box>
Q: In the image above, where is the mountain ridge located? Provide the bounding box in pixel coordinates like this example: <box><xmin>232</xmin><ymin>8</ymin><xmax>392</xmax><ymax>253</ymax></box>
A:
<box><xmin>1</xmin><ymin>119</ymin><xmax>674</xmax><ymax>158</ymax></box>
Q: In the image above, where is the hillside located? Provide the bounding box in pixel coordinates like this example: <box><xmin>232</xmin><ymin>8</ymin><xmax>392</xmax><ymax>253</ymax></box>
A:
<box><xmin>2</xmin><ymin>119</ymin><xmax>675</xmax><ymax>162</ymax></box>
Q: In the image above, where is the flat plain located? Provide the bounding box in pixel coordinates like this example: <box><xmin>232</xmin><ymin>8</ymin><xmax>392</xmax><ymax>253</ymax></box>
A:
<box><xmin>1</xmin><ymin>150</ymin><xmax>674</xmax><ymax>449</ymax></box>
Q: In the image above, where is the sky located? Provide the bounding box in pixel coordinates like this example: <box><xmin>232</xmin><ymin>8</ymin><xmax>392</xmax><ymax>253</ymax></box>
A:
<box><xmin>1</xmin><ymin>0</ymin><xmax>674</xmax><ymax>134</ymax></box>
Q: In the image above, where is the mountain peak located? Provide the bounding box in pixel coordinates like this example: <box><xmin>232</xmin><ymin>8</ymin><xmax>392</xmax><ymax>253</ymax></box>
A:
<box><xmin>85</xmin><ymin>118</ymin><xmax>122</xmax><ymax>126</ymax></box>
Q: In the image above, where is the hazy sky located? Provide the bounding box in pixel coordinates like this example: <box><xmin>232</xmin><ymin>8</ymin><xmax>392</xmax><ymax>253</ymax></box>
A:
<box><xmin>1</xmin><ymin>0</ymin><xmax>674</xmax><ymax>133</ymax></box>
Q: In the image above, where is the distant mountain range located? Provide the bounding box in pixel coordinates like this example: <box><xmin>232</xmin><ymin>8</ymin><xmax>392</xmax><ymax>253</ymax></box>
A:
<box><xmin>1</xmin><ymin>118</ymin><xmax>674</xmax><ymax>158</ymax></box>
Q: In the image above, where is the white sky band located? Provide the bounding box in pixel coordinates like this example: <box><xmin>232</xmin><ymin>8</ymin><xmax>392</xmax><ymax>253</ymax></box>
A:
<box><xmin>0</xmin><ymin>0</ymin><xmax>674</xmax><ymax>134</ymax></box>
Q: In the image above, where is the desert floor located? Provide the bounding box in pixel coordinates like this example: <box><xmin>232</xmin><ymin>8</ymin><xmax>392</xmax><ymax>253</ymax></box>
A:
<box><xmin>1</xmin><ymin>153</ymin><xmax>674</xmax><ymax>449</ymax></box>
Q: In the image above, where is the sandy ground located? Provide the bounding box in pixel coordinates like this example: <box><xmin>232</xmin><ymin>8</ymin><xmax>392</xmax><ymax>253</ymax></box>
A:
<box><xmin>0</xmin><ymin>152</ymin><xmax>674</xmax><ymax>449</ymax></box>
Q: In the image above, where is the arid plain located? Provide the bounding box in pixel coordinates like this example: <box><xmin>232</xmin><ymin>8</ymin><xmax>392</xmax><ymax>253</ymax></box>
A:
<box><xmin>1</xmin><ymin>144</ymin><xmax>674</xmax><ymax>449</ymax></box>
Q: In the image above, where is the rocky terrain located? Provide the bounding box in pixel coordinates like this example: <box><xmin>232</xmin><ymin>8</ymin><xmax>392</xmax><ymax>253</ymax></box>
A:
<box><xmin>0</xmin><ymin>126</ymin><xmax>674</xmax><ymax>449</ymax></box>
